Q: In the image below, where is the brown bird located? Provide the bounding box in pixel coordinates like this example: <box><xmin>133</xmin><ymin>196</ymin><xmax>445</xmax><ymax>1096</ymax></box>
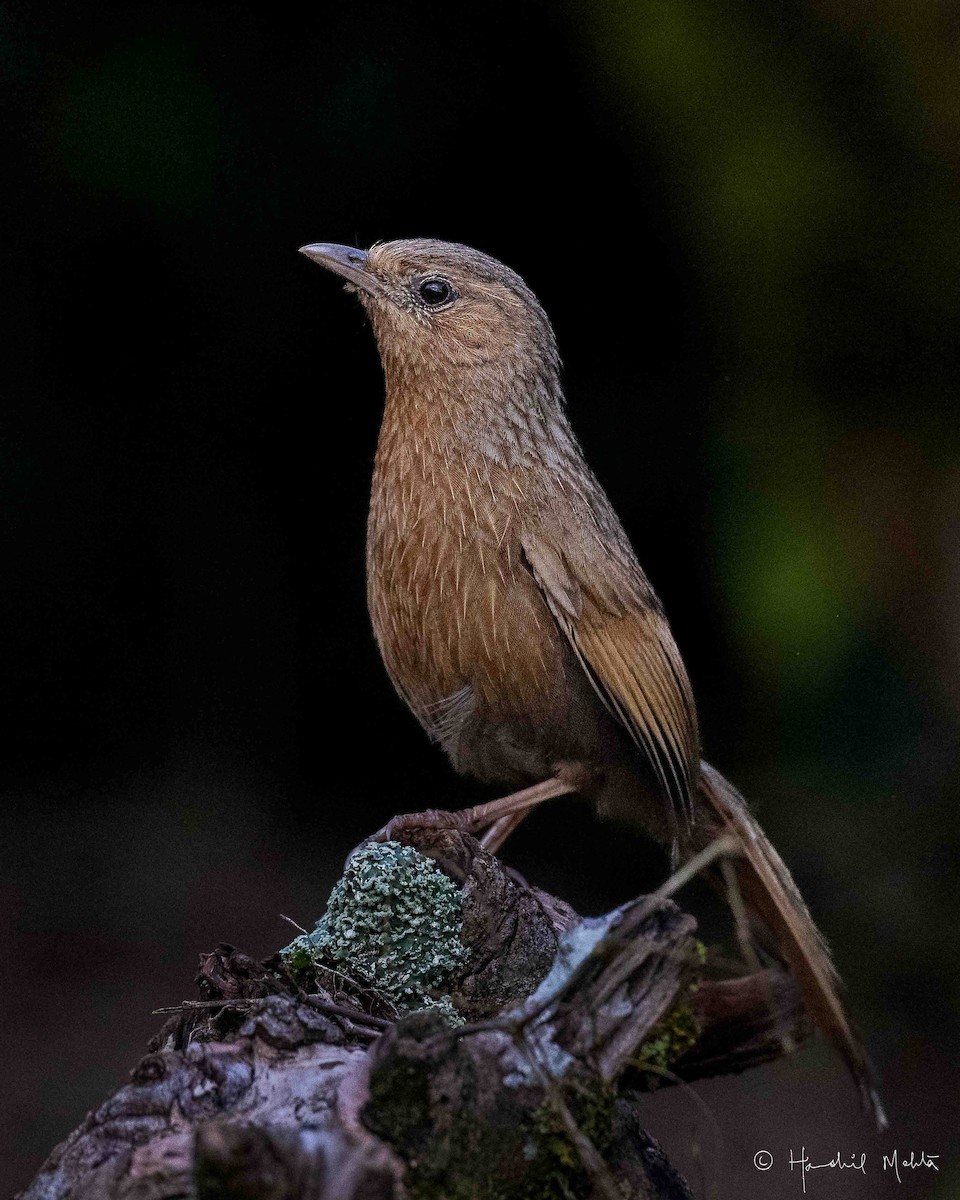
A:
<box><xmin>300</xmin><ymin>237</ymin><xmax>885</xmax><ymax>1127</ymax></box>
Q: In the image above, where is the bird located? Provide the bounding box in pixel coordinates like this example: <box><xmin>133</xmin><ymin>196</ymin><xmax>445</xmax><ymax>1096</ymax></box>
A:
<box><xmin>300</xmin><ymin>237</ymin><xmax>885</xmax><ymax>1128</ymax></box>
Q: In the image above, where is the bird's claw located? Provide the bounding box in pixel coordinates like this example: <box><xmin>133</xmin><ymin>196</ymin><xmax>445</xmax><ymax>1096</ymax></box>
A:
<box><xmin>367</xmin><ymin>807</ymin><xmax>476</xmax><ymax>846</ymax></box>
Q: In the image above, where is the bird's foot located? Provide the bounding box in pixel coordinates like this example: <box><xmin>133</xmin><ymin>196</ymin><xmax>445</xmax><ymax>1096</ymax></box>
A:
<box><xmin>367</xmin><ymin>773</ymin><xmax>582</xmax><ymax>855</ymax></box>
<box><xmin>369</xmin><ymin>808</ymin><xmax>475</xmax><ymax>844</ymax></box>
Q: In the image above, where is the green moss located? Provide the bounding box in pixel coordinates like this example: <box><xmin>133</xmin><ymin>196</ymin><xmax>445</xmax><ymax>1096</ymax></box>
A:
<box><xmin>520</xmin><ymin>1080</ymin><xmax>617</xmax><ymax>1200</ymax></box>
<box><xmin>633</xmin><ymin>938</ymin><xmax>705</xmax><ymax>1081</ymax></box>
<box><xmin>366</xmin><ymin>1053</ymin><xmax>434</xmax><ymax>1154</ymax></box>
<box><xmin>635</xmin><ymin>1002</ymin><xmax>701</xmax><ymax>1075</ymax></box>
<box><xmin>281</xmin><ymin>840</ymin><xmax>469</xmax><ymax>1021</ymax></box>
<box><xmin>282</xmin><ymin>938</ymin><xmax>320</xmax><ymax>990</ymax></box>
<box><xmin>365</xmin><ymin>1041</ymin><xmax>617</xmax><ymax>1200</ymax></box>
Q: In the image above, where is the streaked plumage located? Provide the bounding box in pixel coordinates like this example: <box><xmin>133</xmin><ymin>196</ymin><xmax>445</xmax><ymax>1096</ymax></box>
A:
<box><xmin>301</xmin><ymin>237</ymin><xmax>885</xmax><ymax>1127</ymax></box>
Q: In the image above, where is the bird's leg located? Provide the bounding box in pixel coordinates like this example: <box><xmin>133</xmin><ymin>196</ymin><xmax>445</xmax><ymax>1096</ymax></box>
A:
<box><xmin>479</xmin><ymin>809</ymin><xmax>531</xmax><ymax>854</ymax></box>
<box><xmin>370</xmin><ymin>773</ymin><xmax>580</xmax><ymax>845</ymax></box>
<box><xmin>459</xmin><ymin>774</ymin><xmax>580</xmax><ymax>828</ymax></box>
<box><xmin>475</xmin><ymin>760</ymin><xmax>596</xmax><ymax>852</ymax></box>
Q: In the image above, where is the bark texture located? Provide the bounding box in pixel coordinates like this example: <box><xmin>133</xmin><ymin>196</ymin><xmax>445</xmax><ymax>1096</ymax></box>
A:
<box><xmin>20</xmin><ymin>828</ymin><xmax>810</xmax><ymax>1200</ymax></box>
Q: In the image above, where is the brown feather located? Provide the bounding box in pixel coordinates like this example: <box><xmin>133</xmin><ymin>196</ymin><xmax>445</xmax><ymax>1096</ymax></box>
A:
<box><xmin>303</xmin><ymin>236</ymin><xmax>885</xmax><ymax>1126</ymax></box>
<box><xmin>696</xmin><ymin>762</ymin><xmax>887</xmax><ymax>1129</ymax></box>
<box><xmin>522</xmin><ymin>525</ymin><xmax>698</xmax><ymax>827</ymax></box>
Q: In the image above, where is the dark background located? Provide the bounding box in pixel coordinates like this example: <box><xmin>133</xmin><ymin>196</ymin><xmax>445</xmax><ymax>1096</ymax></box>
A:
<box><xmin>4</xmin><ymin>2</ymin><xmax>959</xmax><ymax>1196</ymax></box>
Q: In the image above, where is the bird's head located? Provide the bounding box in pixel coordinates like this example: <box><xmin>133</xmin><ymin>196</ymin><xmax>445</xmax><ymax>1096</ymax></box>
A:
<box><xmin>299</xmin><ymin>239</ymin><xmax>559</xmax><ymax>384</ymax></box>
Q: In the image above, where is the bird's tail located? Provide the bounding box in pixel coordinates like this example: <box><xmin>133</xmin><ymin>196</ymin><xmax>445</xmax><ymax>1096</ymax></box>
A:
<box><xmin>693</xmin><ymin>760</ymin><xmax>887</xmax><ymax>1130</ymax></box>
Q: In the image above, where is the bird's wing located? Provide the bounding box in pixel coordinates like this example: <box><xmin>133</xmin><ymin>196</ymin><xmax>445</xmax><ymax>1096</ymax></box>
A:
<box><xmin>520</xmin><ymin>526</ymin><xmax>700</xmax><ymax>827</ymax></box>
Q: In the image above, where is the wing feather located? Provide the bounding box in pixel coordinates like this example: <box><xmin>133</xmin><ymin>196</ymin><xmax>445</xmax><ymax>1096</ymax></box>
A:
<box><xmin>521</xmin><ymin>532</ymin><xmax>700</xmax><ymax>827</ymax></box>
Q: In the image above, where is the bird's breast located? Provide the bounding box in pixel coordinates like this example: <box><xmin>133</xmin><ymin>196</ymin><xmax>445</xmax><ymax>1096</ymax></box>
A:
<box><xmin>366</xmin><ymin>433</ymin><xmax>572</xmax><ymax>765</ymax></box>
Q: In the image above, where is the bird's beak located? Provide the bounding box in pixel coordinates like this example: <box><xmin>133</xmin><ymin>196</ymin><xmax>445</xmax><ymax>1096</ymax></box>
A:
<box><xmin>298</xmin><ymin>242</ymin><xmax>382</xmax><ymax>296</ymax></box>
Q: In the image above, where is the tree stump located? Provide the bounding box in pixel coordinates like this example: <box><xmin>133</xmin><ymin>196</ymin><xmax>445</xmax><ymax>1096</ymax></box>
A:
<box><xmin>20</xmin><ymin>826</ymin><xmax>810</xmax><ymax>1199</ymax></box>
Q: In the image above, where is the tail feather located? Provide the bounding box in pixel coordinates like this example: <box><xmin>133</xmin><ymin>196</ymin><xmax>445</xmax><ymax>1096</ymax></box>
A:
<box><xmin>695</xmin><ymin>761</ymin><xmax>887</xmax><ymax>1130</ymax></box>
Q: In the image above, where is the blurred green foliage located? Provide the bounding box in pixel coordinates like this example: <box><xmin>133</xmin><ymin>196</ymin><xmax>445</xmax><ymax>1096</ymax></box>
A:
<box><xmin>578</xmin><ymin>0</ymin><xmax>960</xmax><ymax>706</ymax></box>
<box><xmin>6</xmin><ymin>1</ymin><xmax>960</xmax><ymax>1192</ymax></box>
<box><xmin>573</xmin><ymin>0</ymin><xmax>960</xmax><ymax>1135</ymax></box>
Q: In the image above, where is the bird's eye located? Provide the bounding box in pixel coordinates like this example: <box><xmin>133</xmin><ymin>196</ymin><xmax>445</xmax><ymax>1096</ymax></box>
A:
<box><xmin>416</xmin><ymin>277</ymin><xmax>455</xmax><ymax>308</ymax></box>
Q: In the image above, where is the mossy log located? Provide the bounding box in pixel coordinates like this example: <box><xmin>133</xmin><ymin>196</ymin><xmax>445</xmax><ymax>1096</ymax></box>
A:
<box><xmin>20</xmin><ymin>826</ymin><xmax>810</xmax><ymax>1200</ymax></box>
